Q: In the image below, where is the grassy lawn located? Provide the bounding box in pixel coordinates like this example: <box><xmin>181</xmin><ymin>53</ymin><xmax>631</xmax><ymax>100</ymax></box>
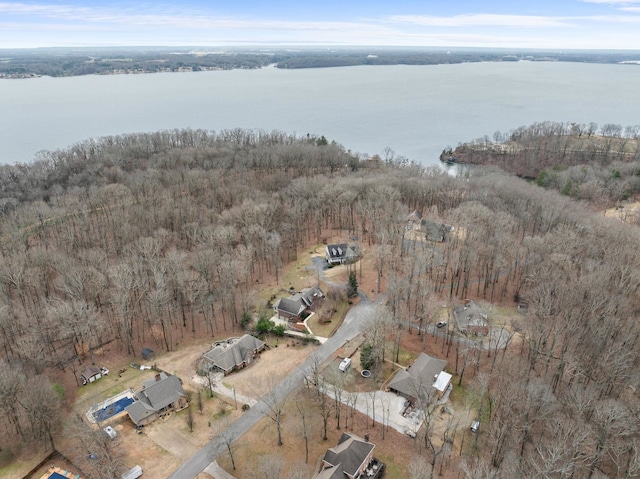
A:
<box><xmin>486</xmin><ymin>304</ymin><xmax>519</xmax><ymax>329</ymax></box>
<box><xmin>256</xmin><ymin>247</ymin><xmax>322</xmax><ymax>306</ymax></box>
<box><xmin>74</xmin><ymin>367</ymin><xmax>161</xmax><ymax>414</ymax></box>
<box><xmin>215</xmin><ymin>386</ymin><xmax>416</xmax><ymax>479</ymax></box>
<box><xmin>0</xmin><ymin>447</ymin><xmax>50</xmax><ymax>479</ymax></box>
<box><xmin>306</xmin><ymin>301</ymin><xmax>349</xmax><ymax>338</ymax></box>
<box><xmin>383</xmin><ymin>343</ymin><xmax>418</xmax><ymax>367</ymax></box>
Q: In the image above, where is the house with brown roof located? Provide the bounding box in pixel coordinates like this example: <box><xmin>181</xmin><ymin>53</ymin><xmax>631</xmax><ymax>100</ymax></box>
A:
<box><xmin>314</xmin><ymin>432</ymin><xmax>384</xmax><ymax>479</ymax></box>
<box><xmin>202</xmin><ymin>334</ymin><xmax>266</xmax><ymax>375</ymax></box>
<box><xmin>387</xmin><ymin>353</ymin><xmax>451</xmax><ymax>405</ymax></box>
<box><xmin>125</xmin><ymin>372</ymin><xmax>189</xmax><ymax>427</ymax></box>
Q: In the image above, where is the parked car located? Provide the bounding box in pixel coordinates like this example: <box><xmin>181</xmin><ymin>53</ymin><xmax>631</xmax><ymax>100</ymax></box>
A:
<box><xmin>436</xmin><ymin>321</ymin><xmax>447</xmax><ymax>328</ymax></box>
<box><xmin>100</xmin><ymin>367</ymin><xmax>109</xmax><ymax>375</ymax></box>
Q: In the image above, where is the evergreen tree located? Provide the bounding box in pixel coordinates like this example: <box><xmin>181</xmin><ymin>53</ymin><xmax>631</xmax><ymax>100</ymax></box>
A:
<box><xmin>347</xmin><ymin>271</ymin><xmax>358</xmax><ymax>297</ymax></box>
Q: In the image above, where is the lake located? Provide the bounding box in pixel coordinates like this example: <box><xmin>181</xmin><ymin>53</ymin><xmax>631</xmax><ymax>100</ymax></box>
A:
<box><xmin>1</xmin><ymin>61</ymin><xmax>640</xmax><ymax>166</ymax></box>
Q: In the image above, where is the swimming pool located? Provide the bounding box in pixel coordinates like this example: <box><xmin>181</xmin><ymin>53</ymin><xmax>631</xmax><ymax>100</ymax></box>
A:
<box><xmin>93</xmin><ymin>396</ymin><xmax>134</xmax><ymax>423</ymax></box>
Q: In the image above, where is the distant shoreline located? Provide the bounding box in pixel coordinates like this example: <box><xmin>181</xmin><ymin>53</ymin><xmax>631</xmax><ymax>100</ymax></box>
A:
<box><xmin>1</xmin><ymin>47</ymin><xmax>639</xmax><ymax>79</ymax></box>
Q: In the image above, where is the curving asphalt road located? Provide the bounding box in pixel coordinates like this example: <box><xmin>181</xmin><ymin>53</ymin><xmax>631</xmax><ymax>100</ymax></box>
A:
<box><xmin>166</xmin><ymin>294</ymin><xmax>382</xmax><ymax>479</ymax></box>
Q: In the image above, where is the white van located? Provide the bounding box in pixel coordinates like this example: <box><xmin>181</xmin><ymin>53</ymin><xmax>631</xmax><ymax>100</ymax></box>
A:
<box><xmin>338</xmin><ymin>358</ymin><xmax>351</xmax><ymax>372</ymax></box>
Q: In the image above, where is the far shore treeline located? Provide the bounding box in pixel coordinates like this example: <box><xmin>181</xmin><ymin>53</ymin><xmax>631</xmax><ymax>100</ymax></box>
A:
<box><xmin>1</xmin><ymin>47</ymin><xmax>640</xmax><ymax>78</ymax></box>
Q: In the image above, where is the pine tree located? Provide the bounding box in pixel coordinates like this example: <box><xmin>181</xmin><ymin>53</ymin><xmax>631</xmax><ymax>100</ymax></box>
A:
<box><xmin>347</xmin><ymin>271</ymin><xmax>358</xmax><ymax>297</ymax></box>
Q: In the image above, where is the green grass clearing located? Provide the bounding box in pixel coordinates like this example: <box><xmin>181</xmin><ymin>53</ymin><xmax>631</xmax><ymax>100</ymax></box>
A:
<box><xmin>307</xmin><ymin>301</ymin><xmax>349</xmax><ymax>338</ymax></box>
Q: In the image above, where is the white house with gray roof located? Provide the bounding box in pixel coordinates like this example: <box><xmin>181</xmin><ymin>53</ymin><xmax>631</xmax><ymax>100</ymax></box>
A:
<box><xmin>325</xmin><ymin>244</ymin><xmax>358</xmax><ymax>265</ymax></box>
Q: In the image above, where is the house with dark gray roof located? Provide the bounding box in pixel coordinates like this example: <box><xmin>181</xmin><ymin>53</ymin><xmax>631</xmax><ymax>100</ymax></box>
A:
<box><xmin>405</xmin><ymin>210</ymin><xmax>452</xmax><ymax>242</ymax></box>
<box><xmin>387</xmin><ymin>353</ymin><xmax>451</xmax><ymax>405</ymax></box>
<box><xmin>202</xmin><ymin>334</ymin><xmax>266</xmax><ymax>375</ymax></box>
<box><xmin>273</xmin><ymin>285</ymin><xmax>324</xmax><ymax>321</ymax></box>
<box><xmin>125</xmin><ymin>372</ymin><xmax>189</xmax><ymax>426</ymax></box>
<box><xmin>314</xmin><ymin>432</ymin><xmax>383</xmax><ymax>479</ymax></box>
<box><xmin>273</xmin><ymin>297</ymin><xmax>306</xmax><ymax>320</ymax></box>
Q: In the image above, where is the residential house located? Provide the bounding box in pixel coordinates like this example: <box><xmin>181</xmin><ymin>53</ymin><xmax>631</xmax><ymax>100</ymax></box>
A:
<box><xmin>387</xmin><ymin>353</ymin><xmax>451</xmax><ymax>405</ymax></box>
<box><xmin>422</xmin><ymin>220</ymin><xmax>452</xmax><ymax>242</ymax></box>
<box><xmin>325</xmin><ymin>244</ymin><xmax>358</xmax><ymax>265</ymax></box>
<box><xmin>453</xmin><ymin>300</ymin><xmax>490</xmax><ymax>336</ymax></box>
<box><xmin>314</xmin><ymin>432</ymin><xmax>384</xmax><ymax>479</ymax></box>
<box><xmin>406</xmin><ymin>211</ymin><xmax>452</xmax><ymax>243</ymax></box>
<box><xmin>273</xmin><ymin>285</ymin><xmax>324</xmax><ymax>321</ymax></box>
<box><xmin>406</xmin><ymin>209</ymin><xmax>423</xmax><ymax>228</ymax></box>
<box><xmin>125</xmin><ymin>372</ymin><xmax>189</xmax><ymax>427</ymax></box>
<box><xmin>202</xmin><ymin>334</ymin><xmax>266</xmax><ymax>375</ymax></box>
<box><xmin>272</xmin><ymin>297</ymin><xmax>306</xmax><ymax>320</ymax></box>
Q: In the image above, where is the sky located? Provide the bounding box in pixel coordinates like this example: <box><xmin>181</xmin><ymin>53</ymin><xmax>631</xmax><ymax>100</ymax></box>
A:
<box><xmin>1</xmin><ymin>0</ymin><xmax>640</xmax><ymax>50</ymax></box>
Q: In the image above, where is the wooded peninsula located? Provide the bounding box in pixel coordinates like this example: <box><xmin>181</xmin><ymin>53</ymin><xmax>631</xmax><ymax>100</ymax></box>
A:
<box><xmin>1</xmin><ymin>126</ymin><xmax>640</xmax><ymax>478</ymax></box>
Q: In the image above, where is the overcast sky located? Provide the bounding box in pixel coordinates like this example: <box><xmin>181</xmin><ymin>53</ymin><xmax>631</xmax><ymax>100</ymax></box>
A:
<box><xmin>1</xmin><ymin>0</ymin><xmax>640</xmax><ymax>50</ymax></box>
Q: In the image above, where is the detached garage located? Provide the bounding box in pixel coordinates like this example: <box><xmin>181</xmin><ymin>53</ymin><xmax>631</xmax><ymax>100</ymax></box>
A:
<box><xmin>81</xmin><ymin>366</ymin><xmax>102</xmax><ymax>385</ymax></box>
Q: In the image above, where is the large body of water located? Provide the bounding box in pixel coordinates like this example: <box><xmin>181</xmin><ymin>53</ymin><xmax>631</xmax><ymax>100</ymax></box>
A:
<box><xmin>2</xmin><ymin>62</ymin><xmax>640</xmax><ymax>166</ymax></box>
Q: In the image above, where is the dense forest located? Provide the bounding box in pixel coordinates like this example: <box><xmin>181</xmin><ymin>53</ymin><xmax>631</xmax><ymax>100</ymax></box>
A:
<box><xmin>2</xmin><ymin>47</ymin><xmax>640</xmax><ymax>78</ymax></box>
<box><xmin>1</xmin><ymin>127</ymin><xmax>640</xmax><ymax>478</ymax></box>
<box><xmin>442</xmin><ymin>120</ymin><xmax>640</xmax><ymax>208</ymax></box>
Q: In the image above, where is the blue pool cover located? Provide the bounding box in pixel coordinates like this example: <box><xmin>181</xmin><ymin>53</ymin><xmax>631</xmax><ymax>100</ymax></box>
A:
<box><xmin>93</xmin><ymin>396</ymin><xmax>134</xmax><ymax>423</ymax></box>
<box><xmin>48</xmin><ymin>473</ymin><xmax>69</xmax><ymax>479</ymax></box>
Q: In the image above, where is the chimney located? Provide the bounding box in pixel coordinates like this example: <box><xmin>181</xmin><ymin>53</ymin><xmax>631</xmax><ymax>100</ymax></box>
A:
<box><xmin>364</xmin><ymin>433</ymin><xmax>370</xmax><ymax>442</ymax></box>
<box><xmin>155</xmin><ymin>373</ymin><xmax>161</xmax><ymax>382</ymax></box>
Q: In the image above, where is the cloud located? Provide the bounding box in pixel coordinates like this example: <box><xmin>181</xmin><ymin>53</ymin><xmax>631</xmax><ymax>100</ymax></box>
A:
<box><xmin>581</xmin><ymin>0</ymin><xmax>640</xmax><ymax>11</ymax></box>
<box><xmin>584</xmin><ymin>13</ymin><xmax>640</xmax><ymax>22</ymax></box>
<box><xmin>0</xmin><ymin>2</ymin><xmax>390</xmax><ymax>33</ymax></box>
<box><xmin>1</xmin><ymin>1</ymin><xmax>640</xmax><ymax>49</ymax></box>
<box><xmin>582</xmin><ymin>0</ymin><xmax>640</xmax><ymax>4</ymax></box>
<box><xmin>385</xmin><ymin>14</ymin><xmax>574</xmax><ymax>28</ymax></box>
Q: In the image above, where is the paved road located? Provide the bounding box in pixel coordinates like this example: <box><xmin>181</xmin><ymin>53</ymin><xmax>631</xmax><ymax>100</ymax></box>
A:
<box><xmin>166</xmin><ymin>295</ymin><xmax>381</xmax><ymax>479</ymax></box>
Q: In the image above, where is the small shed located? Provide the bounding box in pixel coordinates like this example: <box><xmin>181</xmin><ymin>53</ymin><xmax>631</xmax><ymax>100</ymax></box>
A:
<box><xmin>81</xmin><ymin>366</ymin><xmax>102</xmax><ymax>385</ymax></box>
<box><xmin>141</xmin><ymin>348</ymin><xmax>154</xmax><ymax>360</ymax></box>
<box><xmin>121</xmin><ymin>465</ymin><xmax>143</xmax><ymax>479</ymax></box>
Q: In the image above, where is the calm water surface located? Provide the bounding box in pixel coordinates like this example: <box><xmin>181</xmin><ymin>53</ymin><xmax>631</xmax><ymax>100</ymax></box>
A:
<box><xmin>1</xmin><ymin>62</ymin><xmax>640</xmax><ymax>166</ymax></box>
